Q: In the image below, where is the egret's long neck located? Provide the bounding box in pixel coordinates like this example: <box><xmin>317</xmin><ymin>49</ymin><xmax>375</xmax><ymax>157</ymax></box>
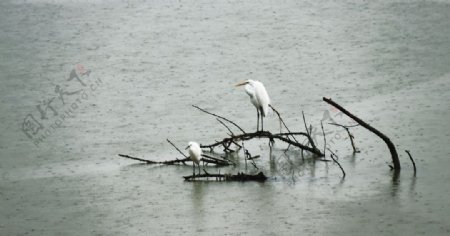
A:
<box><xmin>244</xmin><ymin>84</ymin><xmax>255</xmax><ymax>97</ymax></box>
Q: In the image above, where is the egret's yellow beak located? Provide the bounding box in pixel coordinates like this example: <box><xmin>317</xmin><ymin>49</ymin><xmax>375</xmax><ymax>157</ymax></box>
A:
<box><xmin>235</xmin><ymin>81</ymin><xmax>248</xmax><ymax>87</ymax></box>
<box><xmin>185</xmin><ymin>145</ymin><xmax>190</xmax><ymax>150</ymax></box>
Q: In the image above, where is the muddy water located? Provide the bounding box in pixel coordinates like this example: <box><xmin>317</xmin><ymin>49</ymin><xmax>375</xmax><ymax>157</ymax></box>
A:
<box><xmin>1</xmin><ymin>0</ymin><xmax>450</xmax><ymax>235</ymax></box>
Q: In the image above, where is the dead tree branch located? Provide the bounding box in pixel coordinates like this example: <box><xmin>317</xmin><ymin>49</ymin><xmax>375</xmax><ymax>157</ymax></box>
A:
<box><xmin>323</xmin><ymin>97</ymin><xmax>400</xmax><ymax>170</ymax></box>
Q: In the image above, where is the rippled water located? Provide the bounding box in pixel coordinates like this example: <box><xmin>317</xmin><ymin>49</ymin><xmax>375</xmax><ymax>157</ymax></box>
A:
<box><xmin>1</xmin><ymin>0</ymin><xmax>450</xmax><ymax>235</ymax></box>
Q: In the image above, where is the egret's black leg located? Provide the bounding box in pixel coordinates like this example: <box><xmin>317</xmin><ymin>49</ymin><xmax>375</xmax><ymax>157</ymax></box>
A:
<box><xmin>198</xmin><ymin>164</ymin><xmax>201</xmax><ymax>176</ymax></box>
<box><xmin>256</xmin><ymin>108</ymin><xmax>260</xmax><ymax>132</ymax></box>
<box><xmin>261</xmin><ymin>113</ymin><xmax>264</xmax><ymax>131</ymax></box>
<box><xmin>193</xmin><ymin>163</ymin><xmax>195</xmax><ymax>178</ymax></box>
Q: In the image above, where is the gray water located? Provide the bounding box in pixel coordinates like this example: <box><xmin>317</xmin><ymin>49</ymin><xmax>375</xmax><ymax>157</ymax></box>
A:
<box><xmin>1</xmin><ymin>0</ymin><xmax>450</xmax><ymax>235</ymax></box>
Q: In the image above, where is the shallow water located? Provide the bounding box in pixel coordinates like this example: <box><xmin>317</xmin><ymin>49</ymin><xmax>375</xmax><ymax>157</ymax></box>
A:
<box><xmin>1</xmin><ymin>0</ymin><xmax>450</xmax><ymax>235</ymax></box>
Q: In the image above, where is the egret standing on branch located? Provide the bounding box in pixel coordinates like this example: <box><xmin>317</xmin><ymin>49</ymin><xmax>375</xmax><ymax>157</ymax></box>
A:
<box><xmin>186</xmin><ymin>141</ymin><xmax>202</xmax><ymax>177</ymax></box>
<box><xmin>236</xmin><ymin>80</ymin><xmax>271</xmax><ymax>131</ymax></box>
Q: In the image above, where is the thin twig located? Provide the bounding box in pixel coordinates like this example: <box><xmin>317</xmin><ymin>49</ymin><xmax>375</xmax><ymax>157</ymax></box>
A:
<box><xmin>328</xmin><ymin>123</ymin><xmax>360</xmax><ymax>153</ymax></box>
<box><xmin>328</xmin><ymin>123</ymin><xmax>360</xmax><ymax>128</ymax></box>
<box><xmin>321</xmin><ymin>121</ymin><xmax>326</xmax><ymax>157</ymax></box>
<box><xmin>301</xmin><ymin>111</ymin><xmax>318</xmax><ymax>151</ymax></box>
<box><xmin>217</xmin><ymin>118</ymin><xmax>234</xmax><ymax>136</ymax></box>
<box><xmin>327</xmin><ymin>148</ymin><xmax>346</xmax><ymax>178</ymax></box>
<box><xmin>269</xmin><ymin>104</ymin><xmax>300</xmax><ymax>144</ymax></box>
<box><xmin>166</xmin><ymin>139</ymin><xmax>188</xmax><ymax>158</ymax></box>
<box><xmin>192</xmin><ymin>105</ymin><xmax>245</xmax><ymax>133</ymax></box>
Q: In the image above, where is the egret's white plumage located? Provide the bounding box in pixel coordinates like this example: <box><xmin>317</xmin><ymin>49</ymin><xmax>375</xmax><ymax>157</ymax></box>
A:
<box><xmin>237</xmin><ymin>79</ymin><xmax>271</xmax><ymax>131</ymax></box>
<box><xmin>187</xmin><ymin>141</ymin><xmax>202</xmax><ymax>176</ymax></box>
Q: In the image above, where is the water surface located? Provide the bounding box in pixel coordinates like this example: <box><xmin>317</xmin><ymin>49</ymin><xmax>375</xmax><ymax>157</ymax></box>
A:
<box><xmin>1</xmin><ymin>0</ymin><xmax>450</xmax><ymax>235</ymax></box>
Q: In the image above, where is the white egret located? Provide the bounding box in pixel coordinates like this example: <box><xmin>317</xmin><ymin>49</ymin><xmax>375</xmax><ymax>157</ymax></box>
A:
<box><xmin>186</xmin><ymin>141</ymin><xmax>202</xmax><ymax>176</ymax></box>
<box><xmin>236</xmin><ymin>80</ymin><xmax>271</xmax><ymax>131</ymax></box>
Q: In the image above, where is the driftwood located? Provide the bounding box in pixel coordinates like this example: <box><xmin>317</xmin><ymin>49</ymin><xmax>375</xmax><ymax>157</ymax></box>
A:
<box><xmin>183</xmin><ymin>170</ymin><xmax>267</xmax><ymax>182</ymax></box>
<box><xmin>323</xmin><ymin>97</ymin><xmax>401</xmax><ymax>170</ymax></box>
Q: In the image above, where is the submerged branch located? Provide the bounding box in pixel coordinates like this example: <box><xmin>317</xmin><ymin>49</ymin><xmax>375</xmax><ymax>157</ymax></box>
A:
<box><xmin>183</xmin><ymin>171</ymin><xmax>267</xmax><ymax>182</ymax></box>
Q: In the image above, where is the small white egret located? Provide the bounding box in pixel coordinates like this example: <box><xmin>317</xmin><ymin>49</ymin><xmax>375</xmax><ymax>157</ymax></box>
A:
<box><xmin>236</xmin><ymin>79</ymin><xmax>271</xmax><ymax>131</ymax></box>
<box><xmin>186</xmin><ymin>141</ymin><xmax>202</xmax><ymax>176</ymax></box>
